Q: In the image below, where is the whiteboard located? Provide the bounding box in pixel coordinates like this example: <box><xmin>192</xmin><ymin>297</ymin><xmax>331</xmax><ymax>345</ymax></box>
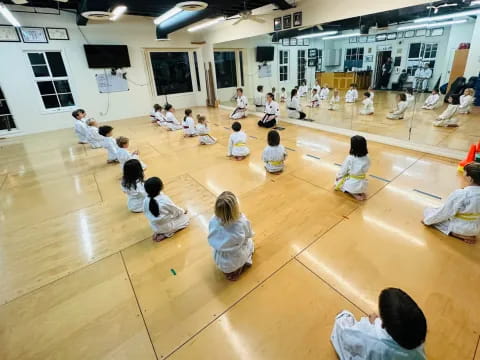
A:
<box><xmin>258</xmin><ymin>64</ymin><xmax>272</xmax><ymax>78</ymax></box>
<box><xmin>95</xmin><ymin>73</ymin><xmax>129</xmax><ymax>93</ymax></box>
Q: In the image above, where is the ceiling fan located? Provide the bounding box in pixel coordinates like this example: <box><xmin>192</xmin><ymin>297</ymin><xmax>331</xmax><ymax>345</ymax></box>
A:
<box><xmin>426</xmin><ymin>2</ymin><xmax>458</xmax><ymax>14</ymax></box>
<box><xmin>225</xmin><ymin>0</ymin><xmax>266</xmax><ymax>25</ymax></box>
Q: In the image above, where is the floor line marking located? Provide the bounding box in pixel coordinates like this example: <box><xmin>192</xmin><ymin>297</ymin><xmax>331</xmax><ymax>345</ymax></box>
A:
<box><xmin>334</xmin><ymin>163</ymin><xmax>342</xmax><ymax>167</ymax></box>
<box><xmin>249</xmin><ymin>135</ymin><xmax>258</xmax><ymax>139</ymax></box>
<box><xmin>472</xmin><ymin>334</ymin><xmax>480</xmax><ymax>360</ymax></box>
<box><xmin>369</xmin><ymin>174</ymin><xmax>391</xmax><ymax>183</ymax></box>
<box><xmin>285</xmin><ymin>147</ymin><xmax>296</xmax><ymax>151</ymax></box>
<box><xmin>413</xmin><ymin>189</ymin><xmax>442</xmax><ymax>200</ymax></box>
<box><xmin>223</xmin><ymin>127</ymin><xmax>230</xmax><ymax>130</ymax></box>
<box><xmin>306</xmin><ymin>154</ymin><xmax>321</xmax><ymax>160</ymax></box>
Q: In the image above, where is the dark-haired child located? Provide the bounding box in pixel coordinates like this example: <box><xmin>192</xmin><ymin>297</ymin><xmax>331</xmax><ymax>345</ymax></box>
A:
<box><xmin>182</xmin><ymin>109</ymin><xmax>197</xmax><ymax>137</ymax></box>
<box><xmin>309</xmin><ymin>88</ymin><xmax>320</xmax><ymax>108</ymax></box>
<box><xmin>72</xmin><ymin>108</ymin><xmax>88</xmax><ymax>144</ymax></box>
<box><xmin>143</xmin><ymin>176</ymin><xmax>189</xmax><ymax>242</ymax></box>
<box><xmin>85</xmin><ymin>119</ymin><xmax>103</xmax><ymax>149</ymax></box>
<box><xmin>406</xmin><ymin>88</ymin><xmax>415</xmax><ymax>107</ymax></box>
<box><xmin>228</xmin><ymin>121</ymin><xmax>249</xmax><ymax>160</ymax></box>
<box><xmin>121</xmin><ymin>159</ymin><xmax>147</xmax><ymax>213</ymax></box>
<box><xmin>423</xmin><ymin>162</ymin><xmax>480</xmax><ymax>244</ymax></box>
<box><xmin>433</xmin><ymin>96</ymin><xmax>459</xmax><ymax>127</ymax></box>
<box><xmin>150</xmin><ymin>104</ymin><xmax>160</xmax><ymax>122</ymax></box>
<box><xmin>359</xmin><ymin>92</ymin><xmax>374</xmax><ymax>115</ymax></box>
<box><xmin>345</xmin><ymin>84</ymin><xmax>358</xmax><ymax>103</ymax></box>
<box><xmin>98</xmin><ymin>125</ymin><xmax>119</xmax><ymax>163</ymax></box>
<box><xmin>387</xmin><ymin>93</ymin><xmax>408</xmax><ymax>120</ymax></box>
<box><xmin>280</xmin><ymin>87</ymin><xmax>287</xmax><ymax>102</ymax></box>
<box><xmin>152</xmin><ymin>104</ymin><xmax>167</xmax><ymax>126</ymax></box>
<box><xmin>331</xmin><ymin>287</ymin><xmax>427</xmax><ymax>359</ymax></box>
<box><xmin>164</xmin><ymin>104</ymin><xmax>182</xmax><ymax>131</ymax></box>
<box><xmin>262</xmin><ymin>130</ymin><xmax>287</xmax><ymax>173</ymax></box>
<box><xmin>287</xmin><ymin>88</ymin><xmax>306</xmax><ymax>120</ymax></box>
<box><xmin>422</xmin><ymin>89</ymin><xmax>441</xmax><ymax>110</ymax></box>
<box><xmin>335</xmin><ymin>135</ymin><xmax>370</xmax><ymax>201</ymax></box>
<box><xmin>258</xmin><ymin>92</ymin><xmax>280</xmax><ymax>128</ymax></box>
<box><xmin>254</xmin><ymin>85</ymin><xmax>265</xmax><ymax>111</ymax></box>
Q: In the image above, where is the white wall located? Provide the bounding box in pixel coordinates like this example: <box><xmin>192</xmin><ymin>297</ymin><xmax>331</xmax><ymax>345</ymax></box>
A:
<box><xmin>465</xmin><ymin>17</ymin><xmax>480</xmax><ymax>78</ymax></box>
<box><xmin>0</xmin><ymin>10</ymin><xmax>207</xmax><ymax>134</ymax></box>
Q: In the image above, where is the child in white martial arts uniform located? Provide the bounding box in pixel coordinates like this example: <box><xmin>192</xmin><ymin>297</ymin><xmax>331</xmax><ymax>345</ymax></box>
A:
<box><xmin>72</xmin><ymin>109</ymin><xmax>89</xmax><ymax>144</ymax></box>
<box><xmin>228</xmin><ymin>121</ymin><xmax>250</xmax><ymax>160</ymax></box>
<box><xmin>406</xmin><ymin>88</ymin><xmax>415</xmax><ymax>108</ymax></box>
<box><xmin>335</xmin><ymin>135</ymin><xmax>370</xmax><ymax>201</ymax></box>
<box><xmin>359</xmin><ymin>92</ymin><xmax>374</xmax><ymax>115</ymax></box>
<box><xmin>387</xmin><ymin>93</ymin><xmax>409</xmax><ymax>120</ymax></box>
<box><xmin>116</xmin><ymin>136</ymin><xmax>147</xmax><ymax>170</ymax></box>
<box><xmin>280</xmin><ymin>87</ymin><xmax>287</xmax><ymax>103</ymax></box>
<box><xmin>433</xmin><ymin>96</ymin><xmax>459</xmax><ymax>127</ymax></box>
<box><xmin>319</xmin><ymin>84</ymin><xmax>330</xmax><ymax>100</ymax></box>
<box><xmin>121</xmin><ymin>159</ymin><xmax>147</xmax><ymax>213</ymax></box>
<box><xmin>164</xmin><ymin>104</ymin><xmax>183</xmax><ymax>131</ymax></box>
<box><xmin>328</xmin><ymin>89</ymin><xmax>341</xmax><ymax>111</ymax></box>
<box><xmin>254</xmin><ymin>85</ymin><xmax>265</xmax><ymax>112</ymax></box>
<box><xmin>309</xmin><ymin>88</ymin><xmax>320</xmax><ymax>107</ymax></box>
<box><xmin>313</xmin><ymin>80</ymin><xmax>321</xmax><ymax>94</ymax></box>
<box><xmin>298</xmin><ymin>81</ymin><xmax>308</xmax><ymax>97</ymax></box>
<box><xmin>332</xmin><ymin>287</ymin><xmax>427</xmax><ymax>360</ymax></box>
<box><xmin>86</xmin><ymin>119</ymin><xmax>104</xmax><ymax>149</ymax></box>
<box><xmin>367</xmin><ymin>86</ymin><xmax>375</xmax><ymax>101</ymax></box>
<box><xmin>423</xmin><ymin>162</ymin><xmax>480</xmax><ymax>244</ymax></box>
<box><xmin>459</xmin><ymin>88</ymin><xmax>474</xmax><ymax>114</ymax></box>
<box><xmin>196</xmin><ymin>115</ymin><xmax>216</xmax><ymax>145</ymax></box>
<box><xmin>262</xmin><ymin>130</ymin><xmax>287</xmax><ymax>174</ymax></box>
<box><xmin>152</xmin><ymin>104</ymin><xmax>167</xmax><ymax>126</ymax></box>
<box><xmin>182</xmin><ymin>108</ymin><xmax>197</xmax><ymax>137</ymax></box>
<box><xmin>345</xmin><ymin>84</ymin><xmax>358</xmax><ymax>103</ymax></box>
<box><xmin>230</xmin><ymin>88</ymin><xmax>248</xmax><ymax>119</ymax></box>
<box><xmin>150</xmin><ymin>104</ymin><xmax>160</xmax><ymax>122</ymax></box>
<box><xmin>208</xmin><ymin>191</ymin><xmax>254</xmax><ymax>281</ymax></box>
<box><xmin>287</xmin><ymin>88</ymin><xmax>306</xmax><ymax>120</ymax></box>
<box><xmin>144</xmin><ymin>176</ymin><xmax>189</xmax><ymax>242</ymax></box>
<box><xmin>422</xmin><ymin>89</ymin><xmax>441</xmax><ymax>110</ymax></box>
<box><xmin>98</xmin><ymin>125</ymin><xmax>119</xmax><ymax>164</ymax></box>
<box><xmin>258</xmin><ymin>92</ymin><xmax>280</xmax><ymax>128</ymax></box>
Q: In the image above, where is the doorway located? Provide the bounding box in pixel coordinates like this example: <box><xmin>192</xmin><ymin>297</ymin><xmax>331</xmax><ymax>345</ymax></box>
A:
<box><xmin>0</xmin><ymin>86</ymin><xmax>16</xmax><ymax>132</ymax></box>
<box><xmin>374</xmin><ymin>50</ymin><xmax>392</xmax><ymax>89</ymax></box>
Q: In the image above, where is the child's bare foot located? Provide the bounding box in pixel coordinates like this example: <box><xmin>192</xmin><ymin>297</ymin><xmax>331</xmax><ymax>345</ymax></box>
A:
<box><xmin>107</xmin><ymin>160</ymin><xmax>119</xmax><ymax>164</ymax></box>
<box><xmin>225</xmin><ymin>267</ymin><xmax>243</xmax><ymax>281</ymax></box>
<box><xmin>235</xmin><ymin>156</ymin><xmax>246</xmax><ymax>161</ymax></box>
<box><xmin>451</xmin><ymin>233</ymin><xmax>477</xmax><ymax>244</ymax></box>
<box><xmin>152</xmin><ymin>233</ymin><xmax>167</xmax><ymax>242</ymax></box>
<box><xmin>352</xmin><ymin>193</ymin><xmax>367</xmax><ymax>201</ymax></box>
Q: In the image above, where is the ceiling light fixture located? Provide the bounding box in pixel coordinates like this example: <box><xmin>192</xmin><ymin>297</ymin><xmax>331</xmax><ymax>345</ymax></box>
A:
<box><xmin>154</xmin><ymin>7</ymin><xmax>182</xmax><ymax>25</ymax></box>
<box><xmin>0</xmin><ymin>3</ymin><xmax>20</xmax><ymax>27</ymax></box>
<box><xmin>471</xmin><ymin>0</ymin><xmax>480</xmax><ymax>6</ymax></box>
<box><xmin>110</xmin><ymin>5</ymin><xmax>127</xmax><ymax>21</ymax></box>
<box><xmin>297</xmin><ymin>30</ymin><xmax>338</xmax><ymax>39</ymax></box>
<box><xmin>414</xmin><ymin>9</ymin><xmax>480</xmax><ymax>23</ymax></box>
<box><xmin>187</xmin><ymin>16</ymin><xmax>225</xmax><ymax>32</ymax></box>
<box><xmin>323</xmin><ymin>32</ymin><xmax>360</xmax><ymax>40</ymax></box>
<box><xmin>398</xmin><ymin>19</ymin><xmax>467</xmax><ymax>30</ymax></box>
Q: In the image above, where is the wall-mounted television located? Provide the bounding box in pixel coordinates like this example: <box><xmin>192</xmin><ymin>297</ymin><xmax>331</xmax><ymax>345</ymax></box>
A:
<box><xmin>84</xmin><ymin>45</ymin><xmax>131</xmax><ymax>68</ymax></box>
<box><xmin>256</xmin><ymin>46</ymin><xmax>274</xmax><ymax>62</ymax></box>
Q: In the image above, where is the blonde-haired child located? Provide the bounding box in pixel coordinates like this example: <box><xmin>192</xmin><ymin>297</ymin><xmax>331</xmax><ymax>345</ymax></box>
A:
<box><xmin>116</xmin><ymin>136</ymin><xmax>147</xmax><ymax>170</ymax></box>
<box><xmin>208</xmin><ymin>191</ymin><xmax>254</xmax><ymax>281</ymax></box>
<box><xmin>359</xmin><ymin>92</ymin><xmax>374</xmax><ymax>115</ymax></box>
<box><xmin>459</xmin><ymin>88</ymin><xmax>475</xmax><ymax>114</ymax></box>
<box><xmin>196</xmin><ymin>115</ymin><xmax>216</xmax><ymax>145</ymax></box>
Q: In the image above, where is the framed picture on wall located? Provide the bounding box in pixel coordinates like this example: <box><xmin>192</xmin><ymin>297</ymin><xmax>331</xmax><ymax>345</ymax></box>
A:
<box><xmin>290</xmin><ymin>38</ymin><xmax>297</xmax><ymax>46</ymax></box>
<box><xmin>365</xmin><ymin>55</ymin><xmax>373</xmax><ymax>62</ymax></box>
<box><xmin>316</xmin><ymin>61</ymin><xmax>322</xmax><ymax>72</ymax></box>
<box><xmin>283</xmin><ymin>14</ymin><xmax>292</xmax><ymax>29</ymax></box>
<box><xmin>308</xmin><ymin>58</ymin><xmax>318</xmax><ymax>67</ymax></box>
<box><xmin>293</xmin><ymin>12</ymin><xmax>302</xmax><ymax>27</ymax></box>
<box><xmin>431</xmin><ymin>27</ymin><xmax>444</xmax><ymax>37</ymax></box>
<box><xmin>349</xmin><ymin>36</ymin><xmax>357</xmax><ymax>43</ymax></box>
<box><xmin>375</xmin><ymin>34</ymin><xmax>387</xmax><ymax>41</ymax></box>
<box><xmin>274</xmin><ymin>17</ymin><xmax>282</xmax><ymax>32</ymax></box>
<box><xmin>367</xmin><ymin>35</ymin><xmax>375</xmax><ymax>42</ymax></box>
<box><xmin>358</xmin><ymin>36</ymin><xmax>367</xmax><ymax>43</ymax></box>
<box><xmin>386</xmin><ymin>33</ymin><xmax>397</xmax><ymax>40</ymax></box>
<box><xmin>282</xmin><ymin>38</ymin><xmax>290</xmax><ymax>46</ymax></box>
<box><xmin>303</xmin><ymin>39</ymin><xmax>310</xmax><ymax>46</ymax></box>
<box><xmin>20</xmin><ymin>27</ymin><xmax>48</xmax><ymax>43</ymax></box>
<box><xmin>0</xmin><ymin>25</ymin><xmax>20</xmax><ymax>42</ymax></box>
<box><xmin>394</xmin><ymin>56</ymin><xmax>402</xmax><ymax>66</ymax></box>
<box><xmin>308</xmin><ymin>48</ymin><xmax>318</xmax><ymax>58</ymax></box>
<box><xmin>297</xmin><ymin>39</ymin><xmax>304</xmax><ymax>46</ymax></box>
<box><xmin>46</xmin><ymin>27</ymin><xmax>69</xmax><ymax>40</ymax></box>
<box><xmin>415</xmin><ymin>29</ymin><xmax>427</xmax><ymax>37</ymax></box>
<box><xmin>404</xmin><ymin>30</ymin><xmax>415</xmax><ymax>38</ymax></box>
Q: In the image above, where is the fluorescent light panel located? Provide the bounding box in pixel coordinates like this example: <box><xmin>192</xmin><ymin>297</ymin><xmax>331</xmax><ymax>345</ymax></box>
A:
<box><xmin>297</xmin><ymin>31</ymin><xmax>338</xmax><ymax>39</ymax></box>
<box><xmin>398</xmin><ymin>19</ymin><xmax>467</xmax><ymax>30</ymax></box>
<box><xmin>471</xmin><ymin>0</ymin><xmax>480</xmax><ymax>5</ymax></box>
<box><xmin>154</xmin><ymin>7</ymin><xmax>182</xmax><ymax>25</ymax></box>
<box><xmin>323</xmin><ymin>32</ymin><xmax>360</xmax><ymax>40</ymax></box>
<box><xmin>414</xmin><ymin>9</ymin><xmax>480</xmax><ymax>23</ymax></box>
<box><xmin>0</xmin><ymin>3</ymin><xmax>21</xmax><ymax>27</ymax></box>
<box><xmin>187</xmin><ymin>16</ymin><xmax>224</xmax><ymax>32</ymax></box>
<box><xmin>110</xmin><ymin>5</ymin><xmax>127</xmax><ymax>21</ymax></box>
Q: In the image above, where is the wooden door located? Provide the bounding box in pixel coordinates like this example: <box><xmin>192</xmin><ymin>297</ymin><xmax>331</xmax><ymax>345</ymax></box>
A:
<box><xmin>448</xmin><ymin>49</ymin><xmax>469</xmax><ymax>90</ymax></box>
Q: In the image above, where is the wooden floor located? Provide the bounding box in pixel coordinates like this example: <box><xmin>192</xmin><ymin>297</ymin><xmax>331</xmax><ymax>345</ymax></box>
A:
<box><xmin>223</xmin><ymin>90</ymin><xmax>480</xmax><ymax>152</ymax></box>
<box><xmin>0</xmin><ymin>106</ymin><xmax>479</xmax><ymax>359</ymax></box>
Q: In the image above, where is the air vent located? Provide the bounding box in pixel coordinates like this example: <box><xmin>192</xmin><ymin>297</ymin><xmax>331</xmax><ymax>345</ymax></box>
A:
<box><xmin>176</xmin><ymin>1</ymin><xmax>208</xmax><ymax>11</ymax></box>
<box><xmin>81</xmin><ymin>11</ymin><xmax>113</xmax><ymax>21</ymax></box>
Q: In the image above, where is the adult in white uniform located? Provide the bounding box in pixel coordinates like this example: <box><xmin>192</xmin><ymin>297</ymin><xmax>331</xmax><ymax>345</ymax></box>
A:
<box><xmin>258</xmin><ymin>92</ymin><xmax>280</xmax><ymax>128</ymax></box>
<box><xmin>144</xmin><ymin>177</ymin><xmax>189</xmax><ymax>242</ymax></box>
<box><xmin>422</xmin><ymin>90</ymin><xmax>441</xmax><ymax>110</ymax></box>
<box><xmin>164</xmin><ymin>104</ymin><xmax>183</xmax><ymax>131</ymax></box>
<box><xmin>254</xmin><ymin>85</ymin><xmax>265</xmax><ymax>112</ymax></box>
<box><xmin>287</xmin><ymin>88</ymin><xmax>306</xmax><ymax>120</ymax></box>
<box><xmin>121</xmin><ymin>159</ymin><xmax>147</xmax><ymax>213</ymax></box>
<box><xmin>228</xmin><ymin>121</ymin><xmax>250</xmax><ymax>159</ymax></box>
<box><xmin>415</xmin><ymin>63</ymin><xmax>432</xmax><ymax>92</ymax></box>
<box><xmin>262</xmin><ymin>129</ymin><xmax>287</xmax><ymax>173</ymax></box>
<box><xmin>387</xmin><ymin>93</ymin><xmax>408</xmax><ymax>120</ymax></box>
<box><xmin>332</xmin><ymin>288</ymin><xmax>427</xmax><ymax>360</ymax></box>
<box><xmin>230</xmin><ymin>88</ymin><xmax>248</xmax><ymax>119</ymax></box>
<box><xmin>433</xmin><ymin>96</ymin><xmax>459</xmax><ymax>127</ymax></box>
<box><xmin>423</xmin><ymin>162</ymin><xmax>480</xmax><ymax>244</ymax></box>
<box><xmin>359</xmin><ymin>92</ymin><xmax>374</xmax><ymax>115</ymax></box>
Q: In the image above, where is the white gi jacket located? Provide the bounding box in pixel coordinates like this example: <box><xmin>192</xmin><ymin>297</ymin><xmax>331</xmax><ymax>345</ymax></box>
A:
<box><xmin>182</xmin><ymin>116</ymin><xmax>197</xmax><ymax>136</ymax></box>
<box><xmin>335</xmin><ymin>155</ymin><xmax>370</xmax><ymax>194</ymax></box>
<box><xmin>143</xmin><ymin>193</ymin><xmax>189</xmax><ymax>236</ymax></box>
<box><xmin>121</xmin><ymin>180</ymin><xmax>147</xmax><ymax>213</ymax></box>
<box><xmin>228</xmin><ymin>131</ymin><xmax>250</xmax><ymax>157</ymax></box>
<box><xmin>262</xmin><ymin>145</ymin><xmax>287</xmax><ymax>173</ymax></box>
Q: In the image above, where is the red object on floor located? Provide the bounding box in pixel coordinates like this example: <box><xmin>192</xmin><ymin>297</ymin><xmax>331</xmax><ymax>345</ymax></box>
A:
<box><xmin>458</xmin><ymin>144</ymin><xmax>476</xmax><ymax>172</ymax></box>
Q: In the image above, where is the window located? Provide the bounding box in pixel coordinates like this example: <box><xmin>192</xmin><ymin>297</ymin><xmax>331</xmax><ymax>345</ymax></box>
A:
<box><xmin>27</xmin><ymin>51</ymin><xmax>75</xmax><ymax>110</ymax></box>
<box><xmin>150</xmin><ymin>52</ymin><xmax>193</xmax><ymax>95</ymax></box>
<box><xmin>239</xmin><ymin>51</ymin><xmax>245</xmax><ymax>87</ymax></box>
<box><xmin>214</xmin><ymin>51</ymin><xmax>237</xmax><ymax>89</ymax></box>
<box><xmin>297</xmin><ymin>49</ymin><xmax>306</xmax><ymax>85</ymax></box>
<box><xmin>406</xmin><ymin>43</ymin><xmax>438</xmax><ymax>76</ymax></box>
<box><xmin>0</xmin><ymin>87</ymin><xmax>16</xmax><ymax>131</ymax></box>
<box><xmin>344</xmin><ymin>47</ymin><xmax>364</xmax><ymax>71</ymax></box>
<box><xmin>279</xmin><ymin>50</ymin><xmax>289</xmax><ymax>82</ymax></box>
<box><xmin>193</xmin><ymin>51</ymin><xmax>201</xmax><ymax>92</ymax></box>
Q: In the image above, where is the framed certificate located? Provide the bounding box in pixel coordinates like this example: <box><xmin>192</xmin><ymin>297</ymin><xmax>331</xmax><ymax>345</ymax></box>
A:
<box><xmin>0</xmin><ymin>25</ymin><xmax>20</xmax><ymax>42</ymax></box>
<box><xmin>283</xmin><ymin>14</ymin><xmax>292</xmax><ymax>30</ymax></box>
<box><xmin>20</xmin><ymin>27</ymin><xmax>48</xmax><ymax>43</ymax></box>
<box><xmin>290</xmin><ymin>38</ymin><xmax>297</xmax><ymax>46</ymax></box>
<box><xmin>274</xmin><ymin>17</ymin><xmax>282</xmax><ymax>32</ymax></box>
<box><xmin>282</xmin><ymin>38</ymin><xmax>290</xmax><ymax>46</ymax></box>
<box><xmin>46</xmin><ymin>27</ymin><xmax>69</xmax><ymax>40</ymax></box>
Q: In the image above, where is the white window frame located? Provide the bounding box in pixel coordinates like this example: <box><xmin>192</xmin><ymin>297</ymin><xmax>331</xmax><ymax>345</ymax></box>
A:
<box><xmin>279</xmin><ymin>49</ymin><xmax>289</xmax><ymax>82</ymax></box>
<box><xmin>297</xmin><ymin>49</ymin><xmax>306</xmax><ymax>85</ymax></box>
<box><xmin>406</xmin><ymin>42</ymin><xmax>438</xmax><ymax>76</ymax></box>
<box><xmin>25</xmin><ymin>50</ymin><xmax>76</xmax><ymax>113</ymax></box>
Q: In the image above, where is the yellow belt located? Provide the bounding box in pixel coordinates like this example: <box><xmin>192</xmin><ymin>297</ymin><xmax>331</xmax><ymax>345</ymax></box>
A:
<box><xmin>454</xmin><ymin>213</ymin><xmax>480</xmax><ymax>221</ymax></box>
<box><xmin>335</xmin><ymin>174</ymin><xmax>366</xmax><ymax>190</ymax></box>
<box><xmin>268</xmin><ymin>160</ymin><xmax>283</xmax><ymax>166</ymax></box>
<box><xmin>234</xmin><ymin>143</ymin><xmax>246</xmax><ymax>147</ymax></box>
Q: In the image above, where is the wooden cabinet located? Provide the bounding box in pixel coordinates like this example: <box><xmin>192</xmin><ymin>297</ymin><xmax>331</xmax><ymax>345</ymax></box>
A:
<box><xmin>315</xmin><ymin>71</ymin><xmax>372</xmax><ymax>90</ymax></box>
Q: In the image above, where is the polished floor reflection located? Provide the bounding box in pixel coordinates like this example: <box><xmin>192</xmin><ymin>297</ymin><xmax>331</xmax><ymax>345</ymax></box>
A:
<box><xmin>0</xmin><ymin>107</ymin><xmax>478</xmax><ymax>359</ymax></box>
<box><xmin>222</xmin><ymin>90</ymin><xmax>479</xmax><ymax>151</ymax></box>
